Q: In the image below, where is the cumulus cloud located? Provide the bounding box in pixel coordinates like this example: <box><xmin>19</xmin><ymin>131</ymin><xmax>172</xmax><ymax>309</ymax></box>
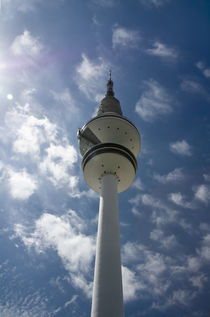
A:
<box><xmin>194</xmin><ymin>185</ymin><xmax>210</xmax><ymax>204</ymax></box>
<box><xmin>76</xmin><ymin>54</ymin><xmax>109</xmax><ymax>101</ymax></box>
<box><xmin>150</xmin><ymin>229</ymin><xmax>177</xmax><ymax>249</ymax></box>
<box><xmin>196</xmin><ymin>61</ymin><xmax>210</xmax><ymax>78</ymax></box>
<box><xmin>135</xmin><ymin>79</ymin><xmax>173</xmax><ymax>122</ymax></box>
<box><xmin>8</xmin><ymin>169</ymin><xmax>37</xmax><ymax>200</ymax></box>
<box><xmin>122</xmin><ymin>242</ymin><xmax>171</xmax><ymax>298</ymax></box>
<box><xmin>132</xmin><ymin>178</ymin><xmax>144</xmax><ymax>190</ymax></box>
<box><xmin>180</xmin><ymin>79</ymin><xmax>210</xmax><ymax>100</ymax></box>
<box><xmin>168</xmin><ymin>192</ymin><xmax>194</xmax><ymax>209</ymax></box>
<box><xmin>146</xmin><ymin>41</ymin><xmax>178</xmax><ymax>59</ymax></box>
<box><xmin>112</xmin><ymin>26</ymin><xmax>140</xmax><ymax>49</ymax></box>
<box><xmin>121</xmin><ymin>238</ymin><xmax>210</xmax><ymax>309</ymax></box>
<box><xmin>3</xmin><ymin>0</ymin><xmax>41</xmax><ymax>16</ymax></box>
<box><xmin>169</xmin><ymin>139</ymin><xmax>192</xmax><ymax>156</ymax></box>
<box><xmin>166</xmin><ymin>289</ymin><xmax>196</xmax><ymax>307</ymax></box>
<box><xmin>14</xmin><ymin>212</ymin><xmax>95</xmax><ymax>297</ymax></box>
<box><xmin>11</xmin><ymin>30</ymin><xmax>44</xmax><ymax>58</ymax></box>
<box><xmin>40</xmin><ymin>143</ymin><xmax>78</xmax><ymax>188</ymax></box>
<box><xmin>203</xmin><ymin>173</ymin><xmax>210</xmax><ymax>182</ymax></box>
<box><xmin>122</xmin><ymin>266</ymin><xmax>144</xmax><ymax>302</ymax></box>
<box><xmin>199</xmin><ymin>234</ymin><xmax>210</xmax><ymax>261</ymax></box>
<box><xmin>154</xmin><ymin>168</ymin><xmax>184</xmax><ymax>183</ymax></box>
<box><xmin>5</xmin><ymin>102</ymin><xmax>78</xmax><ymax>187</ymax></box>
<box><xmin>189</xmin><ymin>274</ymin><xmax>207</xmax><ymax>290</ymax></box>
<box><xmin>13</xmin><ymin>114</ymin><xmax>57</xmax><ymax>157</ymax></box>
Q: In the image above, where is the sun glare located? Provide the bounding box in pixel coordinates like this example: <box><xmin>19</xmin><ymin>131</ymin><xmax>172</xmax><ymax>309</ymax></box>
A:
<box><xmin>7</xmin><ymin>94</ymin><xmax>13</xmax><ymax>100</ymax></box>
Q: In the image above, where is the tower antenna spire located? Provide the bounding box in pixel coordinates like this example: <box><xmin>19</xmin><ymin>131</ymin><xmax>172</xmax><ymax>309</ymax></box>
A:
<box><xmin>106</xmin><ymin>69</ymin><xmax>114</xmax><ymax>97</ymax></box>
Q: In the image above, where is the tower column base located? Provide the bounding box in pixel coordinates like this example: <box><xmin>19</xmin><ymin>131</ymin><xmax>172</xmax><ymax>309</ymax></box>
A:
<box><xmin>91</xmin><ymin>174</ymin><xmax>124</xmax><ymax>317</ymax></box>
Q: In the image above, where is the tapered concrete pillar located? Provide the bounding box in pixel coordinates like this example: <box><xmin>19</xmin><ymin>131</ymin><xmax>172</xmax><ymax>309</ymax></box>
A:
<box><xmin>91</xmin><ymin>174</ymin><xmax>124</xmax><ymax>317</ymax></box>
<box><xmin>78</xmin><ymin>74</ymin><xmax>140</xmax><ymax>316</ymax></box>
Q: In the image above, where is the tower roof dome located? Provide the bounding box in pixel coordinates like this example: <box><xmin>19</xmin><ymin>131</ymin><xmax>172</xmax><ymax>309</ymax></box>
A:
<box><xmin>97</xmin><ymin>71</ymin><xmax>123</xmax><ymax>116</ymax></box>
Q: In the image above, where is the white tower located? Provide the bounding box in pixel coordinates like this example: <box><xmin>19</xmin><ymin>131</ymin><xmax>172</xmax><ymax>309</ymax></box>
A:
<box><xmin>78</xmin><ymin>73</ymin><xmax>141</xmax><ymax>317</ymax></box>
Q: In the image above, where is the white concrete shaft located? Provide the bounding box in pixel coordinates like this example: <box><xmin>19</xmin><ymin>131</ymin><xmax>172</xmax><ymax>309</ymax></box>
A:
<box><xmin>91</xmin><ymin>174</ymin><xmax>124</xmax><ymax>317</ymax></box>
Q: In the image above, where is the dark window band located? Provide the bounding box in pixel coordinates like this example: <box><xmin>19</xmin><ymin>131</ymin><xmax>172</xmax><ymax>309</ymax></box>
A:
<box><xmin>82</xmin><ymin>143</ymin><xmax>138</xmax><ymax>173</ymax></box>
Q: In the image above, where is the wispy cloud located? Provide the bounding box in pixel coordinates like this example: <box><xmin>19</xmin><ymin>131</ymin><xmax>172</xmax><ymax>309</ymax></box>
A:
<box><xmin>154</xmin><ymin>168</ymin><xmax>184</xmax><ymax>183</ymax></box>
<box><xmin>112</xmin><ymin>26</ymin><xmax>140</xmax><ymax>49</ymax></box>
<box><xmin>135</xmin><ymin>79</ymin><xmax>173</xmax><ymax>122</ymax></box>
<box><xmin>122</xmin><ymin>238</ymin><xmax>208</xmax><ymax>311</ymax></box>
<box><xmin>199</xmin><ymin>234</ymin><xmax>210</xmax><ymax>261</ymax></box>
<box><xmin>203</xmin><ymin>173</ymin><xmax>210</xmax><ymax>182</ymax></box>
<box><xmin>8</xmin><ymin>168</ymin><xmax>37</xmax><ymax>200</ymax></box>
<box><xmin>76</xmin><ymin>54</ymin><xmax>109</xmax><ymax>101</ymax></box>
<box><xmin>150</xmin><ymin>229</ymin><xmax>177</xmax><ymax>249</ymax></box>
<box><xmin>12</xmin><ymin>112</ymin><xmax>57</xmax><ymax>158</ymax></box>
<box><xmin>39</xmin><ymin>143</ymin><xmax>78</xmax><ymax>189</ymax></box>
<box><xmin>122</xmin><ymin>266</ymin><xmax>144</xmax><ymax>302</ymax></box>
<box><xmin>146</xmin><ymin>41</ymin><xmax>178</xmax><ymax>59</ymax></box>
<box><xmin>132</xmin><ymin>178</ymin><xmax>144</xmax><ymax>190</ymax></box>
<box><xmin>196</xmin><ymin>61</ymin><xmax>210</xmax><ymax>78</ymax></box>
<box><xmin>139</xmin><ymin>0</ymin><xmax>170</xmax><ymax>7</ymax></box>
<box><xmin>51</xmin><ymin>89</ymin><xmax>78</xmax><ymax>114</ymax></box>
<box><xmin>180</xmin><ymin>79</ymin><xmax>210</xmax><ymax>100</ymax></box>
<box><xmin>14</xmin><ymin>211</ymin><xmax>95</xmax><ymax>297</ymax></box>
<box><xmin>1</xmin><ymin>0</ymin><xmax>41</xmax><ymax>19</ymax></box>
<box><xmin>169</xmin><ymin>139</ymin><xmax>192</xmax><ymax>156</ymax></box>
<box><xmin>4</xmin><ymin>102</ymin><xmax>79</xmax><ymax>196</ymax></box>
<box><xmin>168</xmin><ymin>192</ymin><xmax>194</xmax><ymax>209</ymax></box>
<box><xmin>11</xmin><ymin>30</ymin><xmax>44</xmax><ymax>59</ymax></box>
<box><xmin>194</xmin><ymin>185</ymin><xmax>210</xmax><ymax>205</ymax></box>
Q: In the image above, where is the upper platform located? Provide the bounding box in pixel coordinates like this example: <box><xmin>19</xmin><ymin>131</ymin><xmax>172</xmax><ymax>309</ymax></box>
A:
<box><xmin>78</xmin><ymin>73</ymin><xmax>141</xmax><ymax>193</ymax></box>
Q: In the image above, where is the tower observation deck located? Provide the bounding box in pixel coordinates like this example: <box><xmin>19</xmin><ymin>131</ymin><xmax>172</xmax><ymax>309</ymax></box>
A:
<box><xmin>78</xmin><ymin>73</ymin><xmax>141</xmax><ymax>317</ymax></box>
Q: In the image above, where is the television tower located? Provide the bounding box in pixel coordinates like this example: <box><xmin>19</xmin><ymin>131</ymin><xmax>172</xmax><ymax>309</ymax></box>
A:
<box><xmin>78</xmin><ymin>72</ymin><xmax>141</xmax><ymax>317</ymax></box>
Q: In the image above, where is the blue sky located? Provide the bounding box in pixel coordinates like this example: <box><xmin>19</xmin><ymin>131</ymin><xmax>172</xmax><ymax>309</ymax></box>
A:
<box><xmin>0</xmin><ymin>0</ymin><xmax>210</xmax><ymax>316</ymax></box>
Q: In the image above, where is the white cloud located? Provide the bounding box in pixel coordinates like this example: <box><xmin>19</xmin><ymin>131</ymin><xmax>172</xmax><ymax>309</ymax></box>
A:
<box><xmin>203</xmin><ymin>173</ymin><xmax>210</xmax><ymax>182</ymax></box>
<box><xmin>180</xmin><ymin>79</ymin><xmax>210</xmax><ymax>100</ymax></box>
<box><xmin>169</xmin><ymin>139</ymin><xmax>192</xmax><ymax>156</ymax></box>
<box><xmin>135</xmin><ymin>79</ymin><xmax>173</xmax><ymax>122</ymax></box>
<box><xmin>146</xmin><ymin>41</ymin><xmax>178</xmax><ymax>59</ymax></box>
<box><xmin>13</xmin><ymin>114</ymin><xmax>57</xmax><ymax>157</ymax></box>
<box><xmin>122</xmin><ymin>266</ymin><xmax>144</xmax><ymax>302</ymax></box>
<box><xmin>112</xmin><ymin>26</ymin><xmax>140</xmax><ymax>49</ymax></box>
<box><xmin>189</xmin><ymin>274</ymin><xmax>207</xmax><ymax>290</ymax></box>
<box><xmin>4</xmin><ymin>103</ymin><xmax>79</xmax><ymax>194</ymax></box>
<box><xmin>150</xmin><ymin>229</ymin><xmax>177</xmax><ymax>249</ymax></box>
<box><xmin>167</xmin><ymin>289</ymin><xmax>195</xmax><ymax>307</ymax></box>
<box><xmin>200</xmin><ymin>234</ymin><xmax>210</xmax><ymax>261</ymax></box>
<box><xmin>187</xmin><ymin>257</ymin><xmax>201</xmax><ymax>273</ymax></box>
<box><xmin>40</xmin><ymin>143</ymin><xmax>78</xmax><ymax>188</ymax></box>
<box><xmin>168</xmin><ymin>192</ymin><xmax>194</xmax><ymax>209</ymax></box>
<box><xmin>139</xmin><ymin>0</ymin><xmax>170</xmax><ymax>7</ymax></box>
<box><xmin>76</xmin><ymin>54</ymin><xmax>109</xmax><ymax>101</ymax></box>
<box><xmin>51</xmin><ymin>89</ymin><xmax>78</xmax><ymax>113</ymax></box>
<box><xmin>196</xmin><ymin>61</ymin><xmax>210</xmax><ymax>78</ymax></box>
<box><xmin>3</xmin><ymin>0</ymin><xmax>41</xmax><ymax>15</ymax></box>
<box><xmin>14</xmin><ymin>212</ymin><xmax>95</xmax><ymax>297</ymax></box>
<box><xmin>150</xmin><ymin>228</ymin><xmax>177</xmax><ymax>249</ymax></box>
<box><xmin>132</xmin><ymin>178</ymin><xmax>144</xmax><ymax>190</ymax></box>
<box><xmin>11</xmin><ymin>30</ymin><xmax>44</xmax><ymax>58</ymax></box>
<box><xmin>150</xmin><ymin>229</ymin><xmax>163</xmax><ymax>241</ymax></box>
<box><xmin>8</xmin><ymin>169</ymin><xmax>37</xmax><ymax>200</ymax></box>
<box><xmin>154</xmin><ymin>168</ymin><xmax>184</xmax><ymax>183</ymax></box>
<box><xmin>194</xmin><ymin>184</ymin><xmax>210</xmax><ymax>204</ymax></box>
<box><xmin>122</xmin><ymin>243</ymin><xmax>171</xmax><ymax>298</ymax></box>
